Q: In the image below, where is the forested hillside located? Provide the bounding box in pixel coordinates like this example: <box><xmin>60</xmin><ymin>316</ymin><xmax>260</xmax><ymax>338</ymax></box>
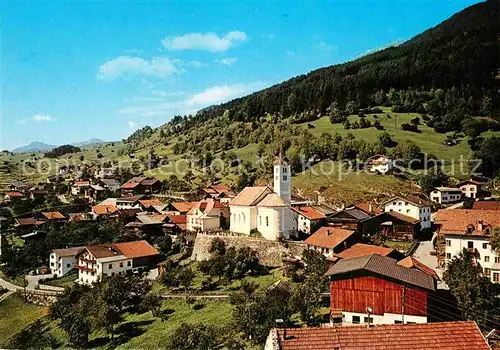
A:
<box><xmin>157</xmin><ymin>0</ymin><xmax>499</xmax><ymax>134</ymax></box>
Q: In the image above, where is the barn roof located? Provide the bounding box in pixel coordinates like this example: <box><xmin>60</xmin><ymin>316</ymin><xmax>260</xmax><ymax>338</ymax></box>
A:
<box><xmin>272</xmin><ymin>321</ymin><xmax>488</xmax><ymax>350</ymax></box>
<box><xmin>325</xmin><ymin>254</ymin><xmax>435</xmax><ymax>291</ymax></box>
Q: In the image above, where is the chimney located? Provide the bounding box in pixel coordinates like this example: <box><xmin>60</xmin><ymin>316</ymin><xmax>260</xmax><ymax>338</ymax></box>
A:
<box><xmin>327</xmin><ymin>229</ymin><xmax>332</xmax><ymax>236</ymax></box>
<box><xmin>369</xmin><ymin>203</ymin><xmax>373</xmax><ymax>213</ymax></box>
<box><xmin>478</xmin><ymin>219</ymin><xmax>484</xmax><ymax>232</ymax></box>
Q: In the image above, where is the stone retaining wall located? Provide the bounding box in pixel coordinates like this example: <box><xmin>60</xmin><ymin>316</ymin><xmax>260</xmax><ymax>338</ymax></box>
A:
<box><xmin>191</xmin><ymin>234</ymin><xmax>307</xmax><ymax>267</ymax></box>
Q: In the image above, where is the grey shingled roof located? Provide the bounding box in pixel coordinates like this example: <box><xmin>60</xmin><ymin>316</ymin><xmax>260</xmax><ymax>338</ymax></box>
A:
<box><xmin>325</xmin><ymin>254</ymin><xmax>435</xmax><ymax>291</ymax></box>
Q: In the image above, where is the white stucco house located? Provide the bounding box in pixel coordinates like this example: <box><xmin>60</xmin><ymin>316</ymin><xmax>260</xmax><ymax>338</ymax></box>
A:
<box><xmin>49</xmin><ymin>246</ymin><xmax>85</xmax><ymax>277</ymax></box>
<box><xmin>382</xmin><ymin>195</ymin><xmax>433</xmax><ymax>229</ymax></box>
<box><xmin>367</xmin><ymin>155</ymin><xmax>394</xmax><ymax>174</ymax></box>
<box><xmin>74</xmin><ymin>240</ymin><xmax>159</xmax><ymax>285</ymax></box>
<box><xmin>458</xmin><ymin>179</ymin><xmax>482</xmax><ymax>199</ymax></box>
<box><xmin>436</xmin><ymin>209</ymin><xmax>500</xmax><ymax>283</ymax></box>
<box><xmin>229</xmin><ymin>157</ymin><xmax>297</xmax><ymax>240</ymax></box>
<box><xmin>186</xmin><ymin>199</ymin><xmax>229</xmax><ymax>232</ymax></box>
<box><xmin>430</xmin><ymin>187</ymin><xmax>463</xmax><ymax>204</ymax></box>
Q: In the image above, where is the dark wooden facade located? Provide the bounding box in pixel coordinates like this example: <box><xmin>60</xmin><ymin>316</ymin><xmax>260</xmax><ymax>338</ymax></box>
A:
<box><xmin>361</xmin><ymin>212</ymin><xmax>419</xmax><ymax>241</ymax></box>
<box><xmin>330</xmin><ymin>273</ymin><xmax>428</xmax><ymax>317</ymax></box>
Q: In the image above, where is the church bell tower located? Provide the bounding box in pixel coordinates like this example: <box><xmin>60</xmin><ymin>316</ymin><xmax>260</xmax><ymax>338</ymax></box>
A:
<box><xmin>273</xmin><ymin>150</ymin><xmax>291</xmax><ymax>203</ymax></box>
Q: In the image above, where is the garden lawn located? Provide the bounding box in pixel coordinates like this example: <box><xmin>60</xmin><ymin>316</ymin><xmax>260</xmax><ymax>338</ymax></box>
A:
<box><xmin>0</xmin><ymin>294</ymin><xmax>48</xmax><ymax>347</ymax></box>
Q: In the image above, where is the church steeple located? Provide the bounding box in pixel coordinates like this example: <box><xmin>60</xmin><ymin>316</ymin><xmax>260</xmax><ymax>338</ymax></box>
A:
<box><xmin>273</xmin><ymin>147</ymin><xmax>291</xmax><ymax>203</ymax></box>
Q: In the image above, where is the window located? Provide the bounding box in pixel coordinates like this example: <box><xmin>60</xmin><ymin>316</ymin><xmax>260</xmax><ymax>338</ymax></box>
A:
<box><xmin>468</xmin><ymin>241</ymin><xmax>474</xmax><ymax>249</ymax></box>
<box><xmin>446</xmin><ymin>253</ymin><xmax>451</xmax><ymax>259</ymax></box>
<box><xmin>446</xmin><ymin>240</ymin><xmax>451</xmax><ymax>247</ymax></box>
<box><xmin>352</xmin><ymin>316</ymin><xmax>360</xmax><ymax>324</ymax></box>
<box><xmin>119</xmin><ymin>262</ymin><xmax>123</xmax><ymax>268</ymax></box>
<box><xmin>485</xmin><ymin>256</ymin><xmax>490</xmax><ymax>263</ymax></box>
<box><xmin>484</xmin><ymin>268</ymin><xmax>491</xmax><ymax>276</ymax></box>
<box><xmin>283</xmin><ymin>168</ymin><xmax>287</xmax><ymax>173</ymax></box>
<box><xmin>259</xmin><ymin>216</ymin><xmax>262</xmax><ymax>225</ymax></box>
<box><xmin>495</xmin><ymin>257</ymin><xmax>500</xmax><ymax>264</ymax></box>
<box><xmin>127</xmin><ymin>261</ymin><xmax>131</xmax><ymax>266</ymax></box>
<box><xmin>283</xmin><ymin>175</ymin><xmax>287</xmax><ymax>181</ymax></box>
<box><xmin>494</xmin><ymin>273</ymin><xmax>499</xmax><ymax>282</ymax></box>
<box><xmin>50</xmin><ymin>262</ymin><xmax>54</xmax><ymax>267</ymax></box>
<box><xmin>66</xmin><ymin>263</ymin><xmax>71</xmax><ymax>268</ymax></box>
<box><xmin>364</xmin><ymin>317</ymin><xmax>373</xmax><ymax>324</ymax></box>
<box><xmin>406</xmin><ymin>209</ymin><xmax>410</xmax><ymax>214</ymax></box>
<box><xmin>266</xmin><ymin>216</ymin><xmax>269</xmax><ymax>227</ymax></box>
<box><xmin>483</xmin><ymin>243</ymin><xmax>488</xmax><ymax>249</ymax></box>
<box><xmin>395</xmin><ymin>320</ymin><xmax>403</xmax><ymax>324</ymax></box>
<box><xmin>108</xmin><ymin>264</ymin><xmax>113</xmax><ymax>269</ymax></box>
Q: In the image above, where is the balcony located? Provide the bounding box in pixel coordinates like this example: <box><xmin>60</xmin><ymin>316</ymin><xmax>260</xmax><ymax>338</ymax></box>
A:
<box><xmin>74</xmin><ymin>264</ymin><xmax>96</xmax><ymax>273</ymax></box>
<box><xmin>79</xmin><ymin>257</ymin><xmax>96</xmax><ymax>263</ymax></box>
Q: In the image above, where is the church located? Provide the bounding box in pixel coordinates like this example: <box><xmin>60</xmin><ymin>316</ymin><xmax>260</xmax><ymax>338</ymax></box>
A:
<box><xmin>229</xmin><ymin>156</ymin><xmax>297</xmax><ymax>240</ymax></box>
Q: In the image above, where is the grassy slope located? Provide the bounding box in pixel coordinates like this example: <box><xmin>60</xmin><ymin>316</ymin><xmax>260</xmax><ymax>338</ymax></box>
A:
<box><xmin>0</xmin><ymin>294</ymin><xmax>48</xmax><ymax>347</ymax></box>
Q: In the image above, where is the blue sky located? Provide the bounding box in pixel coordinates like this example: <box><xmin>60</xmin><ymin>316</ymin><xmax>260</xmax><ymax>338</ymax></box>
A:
<box><xmin>1</xmin><ymin>0</ymin><xmax>480</xmax><ymax>150</ymax></box>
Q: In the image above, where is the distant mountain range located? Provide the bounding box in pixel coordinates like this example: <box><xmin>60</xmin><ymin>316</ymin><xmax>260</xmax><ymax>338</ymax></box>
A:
<box><xmin>12</xmin><ymin>138</ymin><xmax>105</xmax><ymax>153</ymax></box>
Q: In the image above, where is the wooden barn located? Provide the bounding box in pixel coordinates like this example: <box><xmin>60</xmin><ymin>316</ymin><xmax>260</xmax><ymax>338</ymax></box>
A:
<box><xmin>361</xmin><ymin>211</ymin><xmax>421</xmax><ymax>240</ymax></box>
<box><xmin>327</xmin><ymin>206</ymin><xmax>371</xmax><ymax>230</ymax></box>
<box><xmin>325</xmin><ymin>254</ymin><xmax>436</xmax><ymax>325</ymax></box>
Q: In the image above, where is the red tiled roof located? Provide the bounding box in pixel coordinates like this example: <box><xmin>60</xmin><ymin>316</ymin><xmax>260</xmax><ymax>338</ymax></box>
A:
<box><xmin>273</xmin><ymin>321</ymin><xmax>489</xmax><ymax>350</ymax></box>
<box><xmin>336</xmin><ymin>243</ymin><xmax>395</xmax><ymax>259</ymax></box>
<box><xmin>435</xmin><ymin>209</ymin><xmax>500</xmax><ymax>236</ymax></box>
<box><xmin>5</xmin><ymin>191</ymin><xmax>24</xmax><ymax>197</ymax></box>
<box><xmin>353</xmin><ymin>201</ymin><xmax>382</xmax><ymax>215</ymax></box>
<box><xmin>397</xmin><ymin>256</ymin><xmax>438</xmax><ymax>279</ymax></box>
<box><xmin>472</xmin><ymin>201</ymin><xmax>500</xmax><ymax>210</ymax></box>
<box><xmin>169</xmin><ymin>201</ymin><xmax>196</xmax><ymax>213</ymax></box>
<box><xmin>139</xmin><ymin>199</ymin><xmax>164</xmax><ymax>208</ymax></box>
<box><xmin>294</xmin><ymin>206</ymin><xmax>326</xmax><ymax>220</ymax></box>
<box><xmin>304</xmin><ymin>227</ymin><xmax>356</xmax><ymax>249</ymax></box>
<box><xmin>141</xmin><ymin>178</ymin><xmax>160</xmax><ymax>186</ymax></box>
<box><xmin>15</xmin><ymin>217</ymin><xmax>37</xmax><ymax>226</ymax></box>
<box><xmin>41</xmin><ymin>211</ymin><xmax>65</xmax><ymax>220</ymax></box>
<box><xmin>92</xmin><ymin>204</ymin><xmax>119</xmax><ymax>215</ymax></box>
<box><xmin>167</xmin><ymin>214</ymin><xmax>187</xmax><ymax>224</ymax></box>
<box><xmin>210</xmin><ymin>185</ymin><xmax>231</xmax><ymax>193</ymax></box>
<box><xmin>113</xmin><ymin>240</ymin><xmax>158</xmax><ymax>258</ymax></box>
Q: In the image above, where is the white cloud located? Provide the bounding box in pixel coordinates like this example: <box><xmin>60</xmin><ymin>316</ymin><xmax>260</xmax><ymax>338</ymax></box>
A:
<box><xmin>316</xmin><ymin>41</ymin><xmax>335</xmax><ymax>53</ymax></box>
<box><xmin>215</xmin><ymin>57</ymin><xmax>238</xmax><ymax>66</ymax></box>
<box><xmin>98</xmin><ymin>56</ymin><xmax>183</xmax><ymax>80</ymax></box>
<box><xmin>128</xmin><ymin>120</ymin><xmax>138</xmax><ymax>129</ymax></box>
<box><xmin>162</xmin><ymin>31</ymin><xmax>248</xmax><ymax>52</ymax></box>
<box><xmin>32</xmin><ymin>114</ymin><xmax>56</xmax><ymax>122</ymax></box>
<box><xmin>119</xmin><ymin>81</ymin><xmax>269</xmax><ymax>117</ymax></box>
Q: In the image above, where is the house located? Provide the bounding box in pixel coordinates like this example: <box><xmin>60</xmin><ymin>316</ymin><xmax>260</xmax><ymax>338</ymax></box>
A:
<box><xmin>49</xmin><ymin>246</ymin><xmax>85</xmax><ymax>277</ymax></box>
<box><xmin>4</xmin><ymin>191</ymin><xmax>25</xmax><ymax>202</ymax></box>
<box><xmin>366</xmin><ymin>154</ymin><xmax>394</xmax><ymax>174</ymax></box>
<box><xmin>430</xmin><ymin>187</ymin><xmax>463</xmax><ymax>204</ymax></box>
<box><xmin>327</xmin><ymin>206</ymin><xmax>371</xmax><ymax>230</ymax></box>
<box><xmin>29</xmin><ymin>190</ymin><xmax>49</xmax><ymax>200</ymax></box>
<box><xmin>458</xmin><ymin>179</ymin><xmax>482</xmax><ymax>199</ymax></box>
<box><xmin>472</xmin><ymin>201</ymin><xmax>500</xmax><ymax>210</ymax></box>
<box><xmin>84</xmin><ymin>184</ymin><xmax>106</xmax><ymax>202</ymax></box>
<box><xmin>39</xmin><ymin>211</ymin><xmax>66</xmax><ymax>223</ymax></box>
<box><xmin>115</xmin><ymin>195</ymin><xmax>143</xmax><ymax>210</ymax></box>
<box><xmin>97</xmin><ymin>178</ymin><xmax>121</xmax><ymax>192</ymax></box>
<box><xmin>139</xmin><ymin>199</ymin><xmax>166</xmax><ymax>213</ymax></box>
<box><xmin>9</xmin><ymin>180</ymin><xmax>28</xmax><ymax>191</ymax></box>
<box><xmin>304</xmin><ymin>226</ymin><xmax>357</xmax><ymax>256</ymax></box>
<box><xmin>166</xmin><ymin>201</ymin><xmax>196</xmax><ymax>215</ymax></box>
<box><xmin>91</xmin><ymin>204</ymin><xmax>119</xmax><ymax>218</ymax></box>
<box><xmin>120</xmin><ymin>177</ymin><xmax>161</xmax><ymax>196</ymax></box>
<box><xmin>335</xmin><ymin>243</ymin><xmax>402</xmax><ymax>260</ymax></box>
<box><xmin>71</xmin><ymin>180</ymin><xmax>91</xmax><ymax>196</ymax></box>
<box><xmin>163</xmin><ymin>214</ymin><xmax>187</xmax><ymax>233</ymax></box>
<box><xmin>14</xmin><ymin>217</ymin><xmax>39</xmax><ymax>229</ymax></box>
<box><xmin>202</xmin><ymin>185</ymin><xmax>236</xmax><ymax>204</ymax></box>
<box><xmin>353</xmin><ymin>201</ymin><xmax>382</xmax><ymax>215</ymax></box>
<box><xmin>126</xmin><ymin>213</ymin><xmax>169</xmax><ymax>234</ymax></box>
<box><xmin>435</xmin><ymin>209</ymin><xmax>500</xmax><ymax>283</ymax></box>
<box><xmin>68</xmin><ymin>212</ymin><xmax>92</xmax><ymax>222</ymax></box>
<box><xmin>326</xmin><ymin>254</ymin><xmax>436</xmax><ymax>325</ymax></box>
<box><xmin>382</xmin><ymin>195</ymin><xmax>433</xmax><ymax>229</ymax></box>
<box><xmin>94</xmin><ymin>167</ymin><xmax>115</xmax><ymax>179</ymax></box>
<box><xmin>397</xmin><ymin>256</ymin><xmax>439</xmax><ymax>279</ymax></box>
<box><xmin>265</xmin><ymin>321</ymin><xmax>489</xmax><ymax>350</ymax></box>
<box><xmin>361</xmin><ymin>211</ymin><xmax>421</xmax><ymax>240</ymax></box>
<box><xmin>186</xmin><ymin>199</ymin><xmax>229</xmax><ymax>232</ymax></box>
<box><xmin>74</xmin><ymin>240</ymin><xmax>159</xmax><ymax>285</ymax></box>
<box><xmin>294</xmin><ymin>206</ymin><xmax>327</xmax><ymax>234</ymax></box>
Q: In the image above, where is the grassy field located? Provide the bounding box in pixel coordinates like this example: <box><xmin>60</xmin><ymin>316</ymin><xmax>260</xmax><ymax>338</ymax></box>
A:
<box><xmin>0</xmin><ymin>294</ymin><xmax>48</xmax><ymax>347</ymax></box>
<box><xmin>43</xmin><ymin>272</ymin><xmax>78</xmax><ymax>288</ymax></box>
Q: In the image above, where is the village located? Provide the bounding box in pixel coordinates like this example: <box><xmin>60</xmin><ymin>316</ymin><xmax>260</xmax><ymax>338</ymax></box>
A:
<box><xmin>1</xmin><ymin>152</ymin><xmax>499</xmax><ymax>349</ymax></box>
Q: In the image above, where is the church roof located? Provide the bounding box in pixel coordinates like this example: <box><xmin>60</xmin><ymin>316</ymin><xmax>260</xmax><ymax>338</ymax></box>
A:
<box><xmin>230</xmin><ymin>186</ymin><xmax>272</xmax><ymax>206</ymax></box>
<box><xmin>256</xmin><ymin>193</ymin><xmax>288</xmax><ymax>207</ymax></box>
